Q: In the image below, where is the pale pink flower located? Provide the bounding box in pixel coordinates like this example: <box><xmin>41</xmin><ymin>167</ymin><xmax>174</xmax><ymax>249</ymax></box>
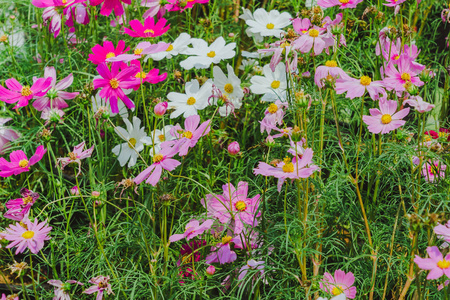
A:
<box><xmin>362</xmin><ymin>100</ymin><xmax>409</xmax><ymax>134</ymax></box>
<box><xmin>48</xmin><ymin>279</ymin><xmax>83</xmax><ymax>300</ymax></box>
<box><xmin>383</xmin><ymin>56</ymin><xmax>424</xmax><ymax>93</ymax></box>
<box><xmin>83</xmin><ymin>275</ymin><xmax>113</xmax><ymax>299</ymax></box>
<box><xmin>403</xmin><ymin>96</ymin><xmax>434</xmax><ymax>113</ymax></box>
<box><xmin>314</xmin><ymin>60</ymin><xmax>350</xmax><ymax>88</ymax></box>
<box><xmin>383</xmin><ymin>0</ymin><xmax>407</xmax><ymax>15</ymax></box>
<box><xmin>169</xmin><ymin>219</ymin><xmax>214</xmax><ymax>242</ymax></box>
<box><xmin>56</xmin><ymin>141</ymin><xmax>94</xmax><ymax>176</ymax></box>
<box><xmin>170</xmin><ymin>115</ymin><xmax>212</xmax><ymax>156</ymax></box>
<box><xmin>434</xmin><ymin>221</ymin><xmax>450</xmax><ymax>243</ymax></box>
<box><xmin>3</xmin><ymin>218</ymin><xmax>52</xmax><ymax>255</ymax></box>
<box><xmin>317</xmin><ymin>0</ymin><xmax>363</xmax><ymax>9</ymax></box>
<box><xmin>260</xmin><ymin>100</ymin><xmax>288</xmax><ymax>134</ymax></box>
<box><xmin>291</xmin><ymin>26</ymin><xmax>334</xmax><ymax>55</ymax></box>
<box><xmin>414</xmin><ymin>246</ymin><xmax>450</xmax><ymax>280</ymax></box>
<box><xmin>320</xmin><ymin>269</ymin><xmax>357</xmax><ymax>299</ymax></box>
<box><xmin>335</xmin><ymin>75</ymin><xmax>386</xmax><ymax>100</ymax></box>
<box><xmin>0</xmin><ymin>118</ymin><xmax>19</xmax><ymax>155</ymax></box>
<box><xmin>205</xmin><ymin>235</ymin><xmax>237</xmax><ymax>264</ymax></box>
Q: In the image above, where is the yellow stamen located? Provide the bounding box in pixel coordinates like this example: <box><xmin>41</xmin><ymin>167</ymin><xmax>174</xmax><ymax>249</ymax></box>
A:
<box><xmin>0</xmin><ymin>35</ymin><xmax>7</xmax><ymax>42</ymax></box>
<box><xmin>134</xmin><ymin>48</ymin><xmax>143</xmax><ymax>55</ymax></box>
<box><xmin>282</xmin><ymin>157</ymin><xmax>294</xmax><ymax>173</ymax></box>
<box><xmin>401</xmin><ymin>72</ymin><xmax>411</xmax><ymax>81</ymax></box>
<box><xmin>325</xmin><ymin>60</ymin><xmax>337</xmax><ymax>68</ymax></box>
<box><xmin>268</xmin><ymin>103</ymin><xmax>278</xmax><ymax>114</ymax></box>
<box><xmin>331</xmin><ymin>286</ymin><xmax>344</xmax><ymax>295</ymax></box>
<box><xmin>381</xmin><ymin>114</ymin><xmax>392</xmax><ymax>124</ymax></box>
<box><xmin>186</xmin><ymin>97</ymin><xmax>196</xmax><ymax>105</ymax></box>
<box><xmin>271</xmin><ymin>80</ymin><xmax>281</xmax><ymax>89</ymax></box>
<box><xmin>308</xmin><ymin>29</ymin><xmax>319</xmax><ymax>38</ymax></box>
<box><xmin>158</xmin><ymin>134</ymin><xmax>165</xmax><ymax>142</ymax></box>
<box><xmin>182</xmin><ymin>131</ymin><xmax>193</xmax><ymax>139</ymax></box>
<box><xmin>144</xmin><ymin>29</ymin><xmax>155</xmax><ymax>35</ymax></box>
<box><xmin>21</xmin><ymin>231</ymin><xmax>35</xmax><ymax>239</ymax></box>
<box><xmin>207</xmin><ymin>51</ymin><xmax>216</xmax><ymax>58</ymax></box>
<box><xmin>68</xmin><ymin>152</ymin><xmax>77</xmax><ymax>161</ymax></box>
<box><xmin>19</xmin><ymin>159</ymin><xmax>29</xmax><ymax>168</ymax></box>
<box><xmin>224</xmin><ymin>83</ymin><xmax>234</xmax><ymax>94</ymax></box>
<box><xmin>105</xmin><ymin>52</ymin><xmax>115</xmax><ymax>59</ymax></box>
<box><xmin>394</xmin><ymin>55</ymin><xmax>400</xmax><ymax>60</ymax></box>
<box><xmin>110</xmin><ymin>78</ymin><xmax>119</xmax><ymax>89</ymax></box>
<box><xmin>22</xmin><ymin>196</ymin><xmax>33</xmax><ymax>204</ymax></box>
<box><xmin>235</xmin><ymin>201</ymin><xmax>247</xmax><ymax>211</ymax></box>
<box><xmin>153</xmin><ymin>153</ymin><xmax>164</xmax><ymax>163</ymax></box>
<box><xmin>360</xmin><ymin>76</ymin><xmax>372</xmax><ymax>86</ymax></box>
<box><xmin>166</xmin><ymin>44</ymin><xmax>174</xmax><ymax>52</ymax></box>
<box><xmin>135</xmin><ymin>71</ymin><xmax>147</xmax><ymax>79</ymax></box>
<box><xmin>339</xmin><ymin>0</ymin><xmax>349</xmax><ymax>3</ymax></box>
<box><xmin>437</xmin><ymin>259</ymin><xmax>450</xmax><ymax>269</ymax></box>
<box><xmin>266</xmin><ymin>23</ymin><xmax>275</xmax><ymax>29</ymax></box>
<box><xmin>128</xmin><ymin>138</ymin><xmax>137</xmax><ymax>148</ymax></box>
<box><xmin>21</xmin><ymin>86</ymin><xmax>32</xmax><ymax>97</ymax></box>
<box><xmin>221</xmin><ymin>236</ymin><xmax>232</xmax><ymax>244</ymax></box>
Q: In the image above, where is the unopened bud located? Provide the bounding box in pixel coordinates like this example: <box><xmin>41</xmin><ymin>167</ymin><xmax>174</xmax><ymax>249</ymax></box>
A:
<box><xmin>227</xmin><ymin>141</ymin><xmax>240</xmax><ymax>155</ymax></box>
<box><xmin>154</xmin><ymin>101</ymin><xmax>168</xmax><ymax>117</ymax></box>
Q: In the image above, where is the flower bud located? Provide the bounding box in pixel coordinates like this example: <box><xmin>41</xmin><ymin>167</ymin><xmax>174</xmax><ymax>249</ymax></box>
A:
<box><xmin>265</xmin><ymin>136</ymin><xmax>276</xmax><ymax>147</ymax></box>
<box><xmin>206</xmin><ymin>265</ymin><xmax>215</xmax><ymax>275</ymax></box>
<box><xmin>70</xmin><ymin>186</ymin><xmax>79</xmax><ymax>196</ymax></box>
<box><xmin>154</xmin><ymin>102</ymin><xmax>168</xmax><ymax>117</ymax></box>
<box><xmin>227</xmin><ymin>141</ymin><xmax>240</xmax><ymax>155</ymax></box>
<box><xmin>91</xmin><ymin>191</ymin><xmax>100</xmax><ymax>197</ymax></box>
<box><xmin>419</xmin><ymin>69</ymin><xmax>435</xmax><ymax>83</ymax></box>
<box><xmin>404</xmin><ymin>82</ymin><xmax>419</xmax><ymax>96</ymax></box>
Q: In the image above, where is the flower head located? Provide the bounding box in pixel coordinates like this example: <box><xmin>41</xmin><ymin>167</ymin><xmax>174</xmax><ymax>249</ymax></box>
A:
<box><xmin>4</xmin><ymin>188</ymin><xmax>39</xmax><ymax>221</ymax></box>
<box><xmin>362</xmin><ymin>100</ymin><xmax>409</xmax><ymax>134</ymax></box>
<box><xmin>180</xmin><ymin>37</ymin><xmax>236</xmax><ymax>70</ymax></box>
<box><xmin>145</xmin><ymin>33</ymin><xmax>191</xmax><ymax>61</ymax></box>
<box><xmin>0</xmin><ymin>145</ymin><xmax>46</xmax><ymax>177</ymax></box>
<box><xmin>83</xmin><ymin>275</ymin><xmax>113</xmax><ymax>299</ymax></box>
<box><xmin>169</xmin><ymin>219</ymin><xmax>214</xmax><ymax>242</ymax></box>
<box><xmin>88</xmin><ymin>40</ymin><xmax>130</xmax><ymax>65</ymax></box>
<box><xmin>318</xmin><ymin>0</ymin><xmax>363</xmax><ymax>9</ymax></box>
<box><xmin>3</xmin><ymin>218</ymin><xmax>52</xmax><ymax>255</ymax></box>
<box><xmin>0</xmin><ymin>77</ymin><xmax>52</xmax><ymax>109</ymax></box>
<box><xmin>414</xmin><ymin>246</ymin><xmax>450</xmax><ymax>280</ymax></box>
<box><xmin>56</xmin><ymin>141</ymin><xmax>94</xmax><ymax>176</ymax></box>
<box><xmin>244</xmin><ymin>8</ymin><xmax>292</xmax><ymax>38</ymax></box>
<box><xmin>123</xmin><ymin>17</ymin><xmax>170</xmax><ymax>38</ymax></box>
<box><xmin>0</xmin><ymin>118</ymin><xmax>19</xmax><ymax>155</ymax></box>
<box><xmin>170</xmin><ymin>115</ymin><xmax>212</xmax><ymax>156</ymax></box>
<box><xmin>250</xmin><ymin>63</ymin><xmax>287</xmax><ymax>102</ymax></box>
<box><xmin>167</xmin><ymin>79</ymin><xmax>213</xmax><ymax>119</ymax></box>
<box><xmin>335</xmin><ymin>75</ymin><xmax>386</xmax><ymax>100</ymax></box>
<box><xmin>320</xmin><ymin>269</ymin><xmax>357</xmax><ymax>299</ymax></box>
<box><xmin>403</xmin><ymin>96</ymin><xmax>434</xmax><ymax>113</ymax></box>
<box><xmin>48</xmin><ymin>279</ymin><xmax>83</xmax><ymax>300</ymax></box>
<box><xmin>434</xmin><ymin>221</ymin><xmax>450</xmax><ymax>243</ymax></box>
<box><xmin>421</xmin><ymin>160</ymin><xmax>446</xmax><ymax>182</ymax></box>
<box><xmin>90</xmin><ymin>0</ymin><xmax>131</xmax><ymax>16</ymax></box>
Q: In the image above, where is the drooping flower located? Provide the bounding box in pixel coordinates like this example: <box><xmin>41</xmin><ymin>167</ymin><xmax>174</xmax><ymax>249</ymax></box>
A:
<box><xmin>56</xmin><ymin>141</ymin><xmax>94</xmax><ymax>176</ymax></box>
<box><xmin>250</xmin><ymin>63</ymin><xmax>287</xmax><ymax>102</ymax></box>
<box><xmin>33</xmin><ymin>67</ymin><xmax>79</xmax><ymax>111</ymax></box>
<box><xmin>169</xmin><ymin>219</ymin><xmax>214</xmax><ymax>242</ymax></box>
<box><xmin>335</xmin><ymin>75</ymin><xmax>386</xmax><ymax>100</ymax></box>
<box><xmin>180</xmin><ymin>37</ymin><xmax>236</xmax><ymax>70</ymax></box>
<box><xmin>3</xmin><ymin>218</ymin><xmax>52</xmax><ymax>255</ymax></box>
<box><xmin>92</xmin><ymin>62</ymin><xmax>138</xmax><ymax>113</ymax></box>
<box><xmin>141</xmin><ymin>0</ymin><xmax>165</xmax><ymax>19</ymax></box>
<box><xmin>0</xmin><ymin>118</ymin><xmax>19</xmax><ymax>155</ymax></box>
<box><xmin>238</xmin><ymin>260</ymin><xmax>266</xmax><ymax>284</ymax></box>
<box><xmin>208</xmin><ymin>85</ymin><xmax>242</xmax><ymax>117</ymax></box>
<box><xmin>0</xmin><ymin>145</ymin><xmax>46</xmax><ymax>177</ymax></box>
<box><xmin>0</xmin><ymin>77</ymin><xmax>52</xmax><ymax>109</ymax></box>
<box><xmin>244</xmin><ymin>8</ymin><xmax>292</xmax><ymax>38</ymax></box>
<box><xmin>205</xmin><ymin>235</ymin><xmax>237</xmax><ymax>264</ymax></box>
<box><xmin>112</xmin><ymin>117</ymin><xmax>152</xmax><ymax>167</ymax></box>
<box><xmin>123</xmin><ymin>17</ymin><xmax>170</xmax><ymax>38</ymax></box>
<box><xmin>260</xmin><ymin>101</ymin><xmax>288</xmax><ymax>134</ymax></box>
<box><xmin>362</xmin><ymin>100</ymin><xmax>409</xmax><ymax>134</ymax></box>
<box><xmin>320</xmin><ymin>269</ymin><xmax>357</xmax><ymax>299</ymax></box>
<box><xmin>145</xmin><ymin>33</ymin><xmax>191</xmax><ymax>61</ymax></box>
<box><xmin>90</xmin><ymin>0</ymin><xmax>131</xmax><ymax>16</ymax></box>
<box><xmin>317</xmin><ymin>0</ymin><xmax>363</xmax><ymax>9</ymax></box>
<box><xmin>88</xmin><ymin>40</ymin><xmax>130</xmax><ymax>65</ymax></box>
<box><xmin>83</xmin><ymin>275</ymin><xmax>113</xmax><ymax>299</ymax></box>
<box><xmin>434</xmin><ymin>221</ymin><xmax>450</xmax><ymax>243</ymax></box>
<box><xmin>314</xmin><ymin>60</ymin><xmax>350</xmax><ymax>88</ymax></box>
<box><xmin>403</xmin><ymin>96</ymin><xmax>434</xmax><ymax>113</ymax></box>
<box><xmin>65</xmin><ymin>2</ymin><xmax>90</xmax><ymax>28</ymax></box>
<box><xmin>414</xmin><ymin>246</ymin><xmax>450</xmax><ymax>280</ymax></box>
<box><xmin>4</xmin><ymin>188</ymin><xmax>39</xmax><ymax>221</ymax></box>
<box><xmin>170</xmin><ymin>115</ymin><xmax>212</xmax><ymax>156</ymax></box>
<box><xmin>48</xmin><ymin>279</ymin><xmax>83</xmax><ymax>300</ymax></box>
<box><xmin>421</xmin><ymin>160</ymin><xmax>446</xmax><ymax>183</ymax></box>
<box><xmin>167</xmin><ymin>79</ymin><xmax>212</xmax><ymax>118</ymax></box>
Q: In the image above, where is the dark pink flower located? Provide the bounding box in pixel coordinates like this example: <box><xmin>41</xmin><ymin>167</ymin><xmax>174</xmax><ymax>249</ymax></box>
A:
<box><xmin>227</xmin><ymin>141</ymin><xmax>240</xmax><ymax>155</ymax></box>
<box><xmin>129</xmin><ymin>60</ymin><xmax>167</xmax><ymax>90</ymax></box>
<box><xmin>320</xmin><ymin>269</ymin><xmax>357</xmax><ymax>298</ymax></box>
<box><xmin>88</xmin><ymin>40</ymin><xmax>130</xmax><ymax>65</ymax></box>
<box><xmin>4</xmin><ymin>188</ymin><xmax>39</xmax><ymax>221</ymax></box>
<box><xmin>0</xmin><ymin>78</ymin><xmax>52</xmax><ymax>109</ymax></box>
<box><xmin>123</xmin><ymin>17</ymin><xmax>170</xmax><ymax>38</ymax></box>
<box><xmin>165</xmin><ymin>0</ymin><xmax>209</xmax><ymax>12</ymax></box>
<box><xmin>90</xmin><ymin>0</ymin><xmax>131</xmax><ymax>16</ymax></box>
<box><xmin>383</xmin><ymin>56</ymin><xmax>424</xmax><ymax>93</ymax></box>
<box><xmin>0</xmin><ymin>145</ymin><xmax>47</xmax><ymax>177</ymax></box>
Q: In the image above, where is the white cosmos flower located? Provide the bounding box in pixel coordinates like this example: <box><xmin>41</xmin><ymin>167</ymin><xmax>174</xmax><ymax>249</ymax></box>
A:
<box><xmin>250</xmin><ymin>63</ymin><xmax>287</xmax><ymax>102</ymax></box>
<box><xmin>167</xmin><ymin>79</ymin><xmax>213</xmax><ymax>119</ymax></box>
<box><xmin>245</xmin><ymin>9</ymin><xmax>292</xmax><ymax>38</ymax></box>
<box><xmin>180</xmin><ymin>37</ymin><xmax>236</xmax><ymax>70</ymax></box>
<box><xmin>112</xmin><ymin>117</ymin><xmax>152</xmax><ymax>167</ymax></box>
<box><xmin>145</xmin><ymin>32</ymin><xmax>191</xmax><ymax>61</ymax></box>
<box><xmin>91</xmin><ymin>94</ymin><xmax>130</xmax><ymax>119</ymax></box>
<box><xmin>239</xmin><ymin>8</ymin><xmax>263</xmax><ymax>43</ymax></box>
<box><xmin>213</xmin><ymin>64</ymin><xmax>243</xmax><ymax>101</ymax></box>
<box><xmin>147</xmin><ymin>125</ymin><xmax>176</xmax><ymax>156</ymax></box>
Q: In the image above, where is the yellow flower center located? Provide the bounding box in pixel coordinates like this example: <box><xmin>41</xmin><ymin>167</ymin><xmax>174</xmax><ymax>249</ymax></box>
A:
<box><xmin>105</xmin><ymin>52</ymin><xmax>115</xmax><ymax>59</ymax></box>
<box><xmin>110</xmin><ymin>78</ymin><xmax>119</xmax><ymax>89</ymax></box>
<box><xmin>134</xmin><ymin>48</ymin><xmax>143</xmax><ymax>55</ymax></box>
<box><xmin>19</xmin><ymin>159</ymin><xmax>29</xmax><ymax>168</ymax></box>
<box><xmin>181</xmin><ymin>254</ymin><xmax>192</xmax><ymax>264</ymax></box>
<box><xmin>235</xmin><ymin>200</ymin><xmax>247</xmax><ymax>211</ymax></box>
<box><xmin>266</xmin><ymin>23</ymin><xmax>275</xmax><ymax>29</ymax></box>
<box><xmin>182</xmin><ymin>131</ymin><xmax>193</xmax><ymax>139</ymax></box>
<box><xmin>360</xmin><ymin>76</ymin><xmax>372</xmax><ymax>86</ymax></box>
<box><xmin>135</xmin><ymin>71</ymin><xmax>147</xmax><ymax>79</ymax></box>
<box><xmin>325</xmin><ymin>60</ymin><xmax>337</xmax><ymax>68</ymax></box>
<box><xmin>271</xmin><ymin>80</ymin><xmax>281</xmax><ymax>89</ymax></box>
<box><xmin>381</xmin><ymin>114</ymin><xmax>392</xmax><ymax>124</ymax></box>
<box><xmin>158</xmin><ymin>134</ymin><xmax>165</xmax><ymax>142</ymax></box>
<box><xmin>62</xmin><ymin>0</ymin><xmax>67</xmax><ymax>3</ymax></box>
<box><xmin>339</xmin><ymin>0</ymin><xmax>349</xmax><ymax>3</ymax></box>
<box><xmin>424</xmin><ymin>135</ymin><xmax>432</xmax><ymax>142</ymax></box>
<box><xmin>439</xmin><ymin>132</ymin><xmax>449</xmax><ymax>138</ymax></box>
<box><xmin>21</xmin><ymin>86</ymin><xmax>32</xmax><ymax>97</ymax></box>
<box><xmin>331</xmin><ymin>286</ymin><xmax>344</xmax><ymax>295</ymax></box>
<box><xmin>153</xmin><ymin>153</ymin><xmax>164</xmax><ymax>163</ymax></box>
<box><xmin>22</xmin><ymin>196</ymin><xmax>33</xmax><ymax>204</ymax></box>
<box><xmin>186</xmin><ymin>97</ymin><xmax>196</xmax><ymax>105</ymax></box>
<box><xmin>128</xmin><ymin>138</ymin><xmax>137</xmax><ymax>148</ymax></box>
<box><xmin>0</xmin><ymin>35</ymin><xmax>7</xmax><ymax>42</ymax></box>
<box><xmin>144</xmin><ymin>29</ymin><xmax>155</xmax><ymax>35</ymax></box>
<box><xmin>282</xmin><ymin>157</ymin><xmax>294</xmax><ymax>173</ymax></box>
<box><xmin>437</xmin><ymin>259</ymin><xmax>450</xmax><ymax>269</ymax></box>
<box><xmin>21</xmin><ymin>231</ymin><xmax>35</xmax><ymax>239</ymax></box>
<box><xmin>221</xmin><ymin>236</ymin><xmax>232</xmax><ymax>244</ymax></box>
<box><xmin>401</xmin><ymin>72</ymin><xmax>411</xmax><ymax>81</ymax></box>
<box><xmin>429</xmin><ymin>164</ymin><xmax>438</xmax><ymax>175</ymax></box>
<box><xmin>166</xmin><ymin>44</ymin><xmax>174</xmax><ymax>52</ymax></box>
<box><xmin>280</xmin><ymin>42</ymin><xmax>290</xmax><ymax>48</ymax></box>
<box><xmin>268</xmin><ymin>103</ymin><xmax>278</xmax><ymax>114</ymax></box>
<box><xmin>308</xmin><ymin>29</ymin><xmax>319</xmax><ymax>38</ymax></box>
<box><xmin>224</xmin><ymin>83</ymin><xmax>234</xmax><ymax>94</ymax></box>
<box><xmin>394</xmin><ymin>55</ymin><xmax>400</xmax><ymax>60</ymax></box>
<box><xmin>68</xmin><ymin>152</ymin><xmax>77</xmax><ymax>160</ymax></box>
<box><xmin>207</xmin><ymin>51</ymin><xmax>216</xmax><ymax>58</ymax></box>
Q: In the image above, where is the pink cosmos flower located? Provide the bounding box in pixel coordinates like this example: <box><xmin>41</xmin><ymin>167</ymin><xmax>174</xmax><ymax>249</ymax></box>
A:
<box><xmin>320</xmin><ymin>269</ymin><xmax>357</xmax><ymax>299</ymax></box>
<box><xmin>238</xmin><ymin>260</ymin><xmax>265</xmax><ymax>281</ymax></box>
<box><xmin>292</xmin><ymin>26</ymin><xmax>334</xmax><ymax>56</ymax></box>
<box><xmin>314</xmin><ymin>60</ymin><xmax>350</xmax><ymax>88</ymax></box>
<box><xmin>165</xmin><ymin>0</ymin><xmax>209</xmax><ymax>12</ymax></box>
<box><xmin>205</xmin><ymin>235</ymin><xmax>237</xmax><ymax>264</ymax></box>
<box><xmin>383</xmin><ymin>0</ymin><xmax>407</xmax><ymax>15</ymax></box>
<box><xmin>106</xmin><ymin>42</ymin><xmax>169</xmax><ymax>63</ymax></box>
<box><xmin>65</xmin><ymin>2</ymin><xmax>90</xmax><ymax>28</ymax></box>
<box><xmin>0</xmin><ymin>294</ymin><xmax>18</xmax><ymax>300</ymax></box>
<box><xmin>92</xmin><ymin>62</ymin><xmax>138</xmax><ymax>113</ymax></box>
<box><xmin>90</xmin><ymin>0</ymin><xmax>131</xmax><ymax>16</ymax></box>
<box><xmin>0</xmin><ymin>77</ymin><xmax>52</xmax><ymax>109</ymax></box>
<box><xmin>133</xmin><ymin>142</ymin><xmax>181</xmax><ymax>186</ymax></box>
<box><xmin>4</xmin><ymin>188</ymin><xmax>39</xmax><ymax>221</ymax></box>
<box><xmin>335</xmin><ymin>74</ymin><xmax>387</xmax><ymax>100</ymax></box>
<box><xmin>434</xmin><ymin>221</ymin><xmax>450</xmax><ymax>243</ymax></box>
<box><xmin>170</xmin><ymin>115</ymin><xmax>212</xmax><ymax>156</ymax></box>
<box><xmin>292</xmin><ymin>17</ymin><xmax>311</xmax><ymax>35</ymax></box>
<box><xmin>0</xmin><ymin>118</ymin><xmax>19</xmax><ymax>155</ymax></box>
<box><xmin>414</xmin><ymin>246</ymin><xmax>450</xmax><ymax>280</ymax></box>
<box><xmin>177</xmin><ymin>240</ymin><xmax>205</xmax><ymax>283</ymax></box>
<box><xmin>0</xmin><ymin>145</ymin><xmax>47</xmax><ymax>177</ymax></box>
<box><xmin>123</xmin><ymin>17</ymin><xmax>170</xmax><ymax>38</ymax></box>
<box><xmin>88</xmin><ymin>40</ymin><xmax>130</xmax><ymax>65</ymax></box>
<box><xmin>56</xmin><ymin>141</ymin><xmax>94</xmax><ymax>176</ymax></box>
<box><xmin>288</xmin><ymin>139</ymin><xmax>307</xmax><ymax>157</ymax></box>
<box><xmin>258</xmin><ymin>40</ymin><xmax>298</xmax><ymax>73</ymax></box>
<box><xmin>362</xmin><ymin>100</ymin><xmax>409</xmax><ymax>134</ymax></box>
<box><xmin>403</xmin><ymin>96</ymin><xmax>434</xmax><ymax>113</ymax></box>
<box><xmin>48</xmin><ymin>279</ymin><xmax>83</xmax><ymax>300</ymax></box>
<box><xmin>83</xmin><ymin>275</ymin><xmax>113</xmax><ymax>299</ymax></box>
<box><xmin>33</xmin><ymin>67</ymin><xmax>79</xmax><ymax>111</ymax></box>
<box><xmin>141</xmin><ymin>0</ymin><xmax>166</xmax><ymax>19</ymax></box>
<box><xmin>201</xmin><ymin>181</ymin><xmax>261</xmax><ymax>234</ymax></box>
<box><xmin>169</xmin><ymin>219</ymin><xmax>214</xmax><ymax>242</ymax></box>
<box><xmin>421</xmin><ymin>160</ymin><xmax>446</xmax><ymax>183</ymax></box>
<box><xmin>253</xmin><ymin>148</ymin><xmax>319</xmax><ymax>192</ymax></box>
<box><xmin>317</xmin><ymin>0</ymin><xmax>363</xmax><ymax>9</ymax></box>
<box><xmin>383</xmin><ymin>56</ymin><xmax>424</xmax><ymax>93</ymax></box>
<box><xmin>129</xmin><ymin>60</ymin><xmax>167</xmax><ymax>90</ymax></box>
<box><xmin>3</xmin><ymin>218</ymin><xmax>52</xmax><ymax>255</ymax></box>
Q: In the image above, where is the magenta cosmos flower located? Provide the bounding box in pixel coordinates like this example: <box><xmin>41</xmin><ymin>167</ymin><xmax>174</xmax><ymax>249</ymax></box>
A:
<box><xmin>335</xmin><ymin>75</ymin><xmax>386</xmax><ymax>100</ymax></box>
<box><xmin>170</xmin><ymin>115</ymin><xmax>212</xmax><ymax>156</ymax></box>
<box><xmin>362</xmin><ymin>100</ymin><xmax>409</xmax><ymax>134</ymax></box>
<box><xmin>169</xmin><ymin>219</ymin><xmax>214</xmax><ymax>242</ymax></box>
<box><xmin>205</xmin><ymin>235</ymin><xmax>237</xmax><ymax>264</ymax></box>
<box><xmin>83</xmin><ymin>275</ymin><xmax>113</xmax><ymax>299</ymax></box>
<box><xmin>0</xmin><ymin>118</ymin><xmax>19</xmax><ymax>155</ymax></box>
<box><xmin>129</xmin><ymin>60</ymin><xmax>167</xmax><ymax>90</ymax></box>
<box><xmin>201</xmin><ymin>181</ymin><xmax>261</xmax><ymax>234</ymax></box>
<box><xmin>88</xmin><ymin>40</ymin><xmax>130</xmax><ymax>65</ymax></box>
<box><xmin>33</xmin><ymin>66</ymin><xmax>79</xmax><ymax>111</ymax></box>
<box><xmin>421</xmin><ymin>160</ymin><xmax>446</xmax><ymax>183</ymax></box>
<box><xmin>123</xmin><ymin>17</ymin><xmax>170</xmax><ymax>38</ymax></box>
<box><xmin>93</xmin><ymin>62</ymin><xmax>138</xmax><ymax>113</ymax></box>
<box><xmin>315</xmin><ymin>60</ymin><xmax>350</xmax><ymax>88</ymax></box>
<box><xmin>317</xmin><ymin>0</ymin><xmax>363</xmax><ymax>9</ymax></box>
<box><xmin>0</xmin><ymin>77</ymin><xmax>52</xmax><ymax>109</ymax></box>
<box><xmin>434</xmin><ymin>221</ymin><xmax>450</xmax><ymax>243</ymax></box>
<box><xmin>253</xmin><ymin>148</ymin><xmax>319</xmax><ymax>192</ymax></box>
<box><xmin>56</xmin><ymin>141</ymin><xmax>94</xmax><ymax>176</ymax></box>
<box><xmin>414</xmin><ymin>246</ymin><xmax>450</xmax><ymax>280</ymax></box>
<box><xmin>4</xmin><ymin>188</ymin><xmax>39</xmax><ymax>221</ymax></box>
<box><xmin>3</xmin><ymin>218</ymin><xmax>52</xmax><ymax>255</ymax></box>
<box><xmin>48</xmin><ymin>279</ymin><xmax>83</xmax><ymax>300</ymax></box>
<box><xmin>403</xmin><ymin>96</ymin><xmax>434</xmax><ymax>113</ymax></box>
<box><xmin>0</xmin><ymin>145</ymin><xmax>46</xmax><ymax>177</ymax></box>
<box><xmin>383</xmin><ymin>56</ymin><xmax>424</xmax><ymax>93</ymax></box>
<box><xmin>320</xmin><ymin>269</ymin><xmax>357</xmax><ymax>299</ymax></box>
<box><xmin>134</xmin><ymin>142</ymin><xmax>181</xmax><ymax>186</ymax></box>
<box><xmin>90</xmin><ymin>0</ymin><xmax>131</xmax><ymax>16</ymax></box>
